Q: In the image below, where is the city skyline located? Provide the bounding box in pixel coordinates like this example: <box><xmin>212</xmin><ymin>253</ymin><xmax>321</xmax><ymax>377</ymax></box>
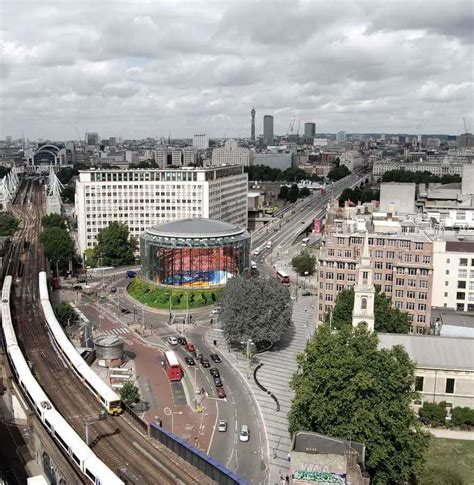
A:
<box><xmin>1</xmin><ymin>1</ymin><xmax>473</xmax><ymax>139</ymax></box>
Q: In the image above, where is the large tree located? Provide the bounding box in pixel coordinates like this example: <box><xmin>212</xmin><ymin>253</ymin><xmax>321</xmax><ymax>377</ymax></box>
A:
<box><xmin>220</xmin><ymin>276</ymin><xmax>293</xmax><ymax>346</ymax></box>
<box><xmin>95</xmin><ymin>222</ymin><xmax>137</xmax><ymax>267</ymax></box>
<box><xmin>120</xmin><ymin>381</ymin><xmax>141</xmax><ymax>406</ymax></box>
<box><xmin>42</xmin><ymin>213</ymin><xmax>67</xmax><ymax>229</ymax></box>
<box><xmin>40</xmin><ymin>226</ymin><xmax>76</xmax><ymax>274</ymax></box>
<box><xmin>55</xmin><ymin>302</ymin><xmax>79</xmax><ymax>327</ymax></box>
<box><xmin>289</xmin><ymin>324</ymin><xmax>430</xmax><ymax>484</ymax></box>
<box><xmin>332</xmin><ymin>287</ymin><xmax>410</xmax><ymax>333</ymax></box>
<box><xmin>291</xmin><ymin>250</ymin><xmax>316</xmax><ymax>275</ymax></box>
<box><xmin>327</xmin><ymin>164</ymin><xmax>350</xmax><ymax>181</ymax></box>
<box><xmin>0</xmin><ymin>212</ymin><xmax>19</xmax><ymax>236</ymax></box>
<box><xmin>287</xmin><ymin>184</ymin><xmax>300</xmax><ymax>203</ymax></box>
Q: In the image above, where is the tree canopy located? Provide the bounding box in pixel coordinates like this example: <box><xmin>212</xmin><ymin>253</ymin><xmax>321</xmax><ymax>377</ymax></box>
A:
<box><xmin>287</xmin><ymin>184</ymin><xmax>299</xmax><ymax>203</ymax></box>
<box><xmin>291</xmin><ymin>250</ymin><xmax>316</xmax><ymax>275</ymax></box>
<box><xmin>40</xmin><ymin>226</ymin><xmax>76</xmax><ymax>274</ymax></box>
<box><xmin>278</xmin><ymin>185</ymin><xmax>289</xmax><ymax>200</ymax></box>
<box><xmin>338</xmin><ymin>187</ymin><xmax>380</xmax><ymax>207</ymax></box>
<box><xmin>55</xmin><ymin>302</ymin><xmax>79</xmax><ymax>327</ymax></box>
<box><xmin>332</xmin><ymin>287</ymin><xmax>410</xmax><ymax>333</ymax></box>
<box><xmin>247</xmin><ymin>165</ymin><xmax>322</xmax><ymax>183</ymax></box>
<box><xmin>0</xmin><ymin>212</ymin><xmax>19</xmax><ymax>236</ymax></box>
<box><xmin>289</xmin><ymin>324</ymin><xmax>430</xmax><ymax>484</ymax></box>
<box><xmin>382</xmin><ymin>169</ymin><xmax>461</xmax><ymax>185</ymax></box>
<box><xmin>120</xmin><ymin>381</ymin><xmax>141</xmax><ymax>406</ymax></box>
<box><xmin>95</xmin><ymin>222</ymin><xmax>137</xmax><ymax>267</ymax></box>
<box><xmin>327</xmin><ymin>164</ymin><xmax>350</xmax><ymax>181</ymax></box>
<box><xmin>57</xmin><ymin>167</ymin><xmax>79</xmax><ymax>185</ymax></box>
<box><xmin>220</xmin><ymin>276</ymin><xmax>293</xmax><ymax>346</ymax></box>
<box><xmin>61</xmin><ymin>184</ymin><xmax>75</xmax><ymax>204</ymax></box>
<box><xmin>42</xmin><ymin>213</ymin><xmax>67</xmax><ymax>229</ymax></box>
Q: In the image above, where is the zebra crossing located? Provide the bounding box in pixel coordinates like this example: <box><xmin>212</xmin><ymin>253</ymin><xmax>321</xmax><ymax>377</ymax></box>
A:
<box><xmin>98</xmin><ymin>327</ymin><xmax>130</xmax><ymax>336</ymax></box>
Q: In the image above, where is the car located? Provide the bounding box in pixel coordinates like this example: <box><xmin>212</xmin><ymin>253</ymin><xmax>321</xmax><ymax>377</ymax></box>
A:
<box><xmin>185</xmin><ymin>343</ymin><xmax>196</xmax><ymax>353</ymax></box>
<box><xmin>73</xmin><ymin>285</ymin><xmax>83</xmax><ymax>290</ymax></box>
<box><xmin>167</xmin><ymin>336</ymin><xmax>178</xmax><ymax>345</ymax></box>
<box><xmin>110</xmin><ymin>287</ymin><xmax>117</xmax><ymax>293</ymax></box>
<box><xmin>177</xmin><ymin>337</ymin><xmax>187</xmax><ymax>345</ymax></box>
<box><xmin>185</xmin><ymin>357</ymin><xmax>195</xmax><ymax>366</ymax></box>
<box><xmin>301</xmin><ymin>291</ymin><xmax>313</xmax><ymax>296</ymax></box>
<box><xmin>213</xmin><ymin>377</ymin><xmax>223</xmax><ymax>387</ymax></box>
<box><xmin>210</xmin><ymin>353</ymin><xmax>222</xmax><ymax>364</ymax></box>
<box><xmin>209</xmin><ymin>367</ymin><xmax>220</xmax><ymax>378</ymax></box>
<box><xmin>301</xmin><ymin>220</ymin><xmax>305</xmax><ymax>224</ymax></box>
<box><xmin>239</xmin><ymin>425</ymin><xmax>249</xmax><ymax>442</ymax></box>
<box><xmin>200</xmin><ymin>358</ymin><xmax>210</xmax><ymax>368</ymax></box>
<box><xmin>216</xmin><ymin>387</ymin><xmax>226</xmax><ymax>399</ymax></box>
<box><xmin>210</xmin><ymin>308</ymin><xmax>220</xmax><ymax>315</ymax></box>
<box><xmin>217</xmin><ymin>420</ymin><xmax>227</xmax><ymax>432</ymax></box>
<box><xmin>121</xmin><ymin>308</ymin><xmax>131</xmax><ymax>314</ymax></box>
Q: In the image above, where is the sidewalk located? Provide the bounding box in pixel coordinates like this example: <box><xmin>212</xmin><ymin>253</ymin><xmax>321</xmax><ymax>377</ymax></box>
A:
<box><xmin>426</xmin><ymin>428</ymin><xmax>474</xmax><ymax>440</ymax></box>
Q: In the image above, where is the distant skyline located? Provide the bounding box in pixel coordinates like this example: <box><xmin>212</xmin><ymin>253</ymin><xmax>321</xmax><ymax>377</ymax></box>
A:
<box><xmin>1</xmin><ymin>1</ymin><xmax>473</xmax><ymax>139</ymax></box>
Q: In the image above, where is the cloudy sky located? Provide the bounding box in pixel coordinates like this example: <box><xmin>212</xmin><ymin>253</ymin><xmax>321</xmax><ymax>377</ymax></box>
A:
<box><xmin>1</xmin><ymin>0</ymin><xmax>473</xmax><ymax>140</ymax></box>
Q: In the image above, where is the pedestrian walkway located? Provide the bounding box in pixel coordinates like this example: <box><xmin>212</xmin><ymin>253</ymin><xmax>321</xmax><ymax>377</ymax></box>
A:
<box><xmin>98</xmin><ymin>327</ymin><xmax>130</xmax><ymax>336</ymax></box>
<box><xmin>208</xmin><ymin>296</ymin><xmax>316</xmax><ymax>484</ymax></box>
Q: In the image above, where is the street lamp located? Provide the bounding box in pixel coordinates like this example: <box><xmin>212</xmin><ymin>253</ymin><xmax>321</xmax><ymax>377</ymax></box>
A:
<box><xmin>163</xmin><ymin>407</ymin><xmax>183</xmax><ymax>434</ymax></box>
<box><xmin>240</xmin><ymin>339</ymin><xmax>254</xmax><ymax>379</ymax></box>
<box><xmin>304</xmin><ymin>271</ymin><xmax>309</xmax><ymax>290</ymax></box>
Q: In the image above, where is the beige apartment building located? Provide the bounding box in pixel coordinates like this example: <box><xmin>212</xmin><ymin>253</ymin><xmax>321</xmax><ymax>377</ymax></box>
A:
<box><xmin>318</xmin><ymin>228</ymin><xmax>433</xmax><ymax>333</ymax></box>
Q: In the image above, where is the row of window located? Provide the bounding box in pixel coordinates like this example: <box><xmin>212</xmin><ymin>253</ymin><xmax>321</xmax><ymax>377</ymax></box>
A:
<box><xmin>336</xmin><ymin>237</ymin><xmax>426</xmax><ymax>250</ymax></box>
<box><xmin>415</xmin><ymin>376</ymin><xmax>455</xmax><ymax>394</ymax></box>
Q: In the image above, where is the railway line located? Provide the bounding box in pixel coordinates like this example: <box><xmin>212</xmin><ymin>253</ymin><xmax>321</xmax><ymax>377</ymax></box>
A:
<box><xmin>6</xmin><ymin>179</ymin><xmax>214</xmax><ymax>484</ymax></box>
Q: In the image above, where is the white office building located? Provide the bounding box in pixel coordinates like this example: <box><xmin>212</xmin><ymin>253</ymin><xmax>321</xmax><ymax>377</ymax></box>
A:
<box><xmin>75</xmin><ymin>166</ymin><xmax>248</xmax><ymax>254</ymax></box>
<box><xmin>211</xmin><ymin>139</ymin><xmax>250</xmax><ymax>166</ymax></box>
<box><xmin>193</xmin><ymin>134</ymin><xmax>209</xmax><ymax>150</ymax></box>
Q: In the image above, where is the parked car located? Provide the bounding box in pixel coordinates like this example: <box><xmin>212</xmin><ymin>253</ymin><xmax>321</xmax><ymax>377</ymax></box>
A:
<box><xmin>184</xmin><ymin>343</ymin><xmax>196</xmax><ymax>352</ymax></box>
<box><xmin>239</xmin><ymin>425</ymin><xmax>250</xmax><ymax>442</ymax></box>
<box><xmin>73</xmin><ymin>285</ymin><xmax>83</xmax><ymax>290</ymax></box>
<box><xmin>185</xmin><ymin>357</ymin><xmax>195</xmax><ymax>366</ymax></box>
<box><xmin>167</xmin><ymin>336</ymin><xmax>178</xmax><ymax>345</ymax></box>
<box><xmin>110</xmin><ymin>287</ymin><xmax>117</xmax><ymax>293</ymax></box>
<box><xmin>126</xmin><ymin>270</ymin><xmax>137</xmax><ymax>278</ymax></box>
<box><xmin>177</xmin><ymin>337</ymin><xmax>187</xmax><ymax>345</ymax></box>
<box><xmin>216</xmin><ymin>387</ymin><xmax>226</xmax><ymax>399</ymax></box>
<box><xmin>200</xmin><ymin>358</ymin><xmax>210</xmax><ymax>368</ymax></box>
<box><xmin>210</xmin><ymin>308</ymin><xmax>220</xmax><ymax>315</ymax></box>
<box><xmin>121</xmin><ymin>308</ymin><xmax>131</xmax><ymax>314</ymax></box>
<box><xmin>196</xmin><ymin>352</ymin><xmax>204</xmax><ymax>360</ymax></box>
<box><xmin>210</xmin><ymin>353</ymin><xmax>222</xmax><ymax>364</ymax></box>
<box><xmin>213</xmin><ymin>377</ymin><xmax>223</xmax><ymax>387</ymax></box>
<box><xmin>217</xmin><ymin>420</ymin><xmax>227</xmax><ymax>432</ymax></box>
<box><xmin>209</xmin><ymin>367</ymin><xmax>220</xmax><ymax>378</ymax></box>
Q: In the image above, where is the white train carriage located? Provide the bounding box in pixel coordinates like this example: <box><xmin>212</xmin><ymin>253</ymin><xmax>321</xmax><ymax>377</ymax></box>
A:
<box><xmin>2</xmin><ymin>275</ymin><xmax>12</xmax><ymax>303</ymax></box>
<box><xmin>39</xmin><ymin>272</ymin><xmax>122</xmax><ymax>415</ymax></box>
<box><xmin>2</xmin><ymin>302</ymin><xmax>19</xmax><ymax>349</ymax></box>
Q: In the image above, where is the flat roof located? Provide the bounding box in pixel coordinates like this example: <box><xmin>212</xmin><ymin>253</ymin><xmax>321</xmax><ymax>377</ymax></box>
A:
<box><xmin>378</xmin><ymin>333</ymin><xmax>474</xmax><ymax>371</ymax></box>
<box><xmin>146</xmin><ymin>218</ymin><xmax>244</xmax><ymax>238</ymax></box>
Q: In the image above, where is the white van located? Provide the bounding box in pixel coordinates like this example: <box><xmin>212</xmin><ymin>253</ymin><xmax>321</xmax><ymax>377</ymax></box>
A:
<box><xmin>266</xmin><ymin>240</ymin><xmax>272</xmax><ymax>249</ymax></box>
<box><xmin>239</xmin><ymin>424</ymin><xmax>249</xmax><ymax>442</ymax></box>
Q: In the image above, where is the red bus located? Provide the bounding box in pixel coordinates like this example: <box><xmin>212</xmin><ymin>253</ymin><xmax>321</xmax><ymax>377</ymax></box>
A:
<box><xmin>276</xmin><ymin>270</ymin><xmax>290</xmax><ymax>286</ymax></box>
<box><xmin>164</xmin><ymin>351</ymin><xmax>182</xmax><ymax>381</ymax></box>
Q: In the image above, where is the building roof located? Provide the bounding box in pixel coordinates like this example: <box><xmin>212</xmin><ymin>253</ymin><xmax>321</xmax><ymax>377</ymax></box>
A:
<box><xmin>146</xmin><ymin>218</ymin><xmax>244</xmax><ymax>238</ymax></box>
<box><xmin>378</xmin><ymin>333</ymin><xmax>474</xmax><ymax>371</ymax></box>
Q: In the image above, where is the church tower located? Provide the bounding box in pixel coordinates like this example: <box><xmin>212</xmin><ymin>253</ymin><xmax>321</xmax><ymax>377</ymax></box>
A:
<box><xmin>352</xmin><ymin>232</ymin><xmax>375</xmax><ymax>331</ymax></box>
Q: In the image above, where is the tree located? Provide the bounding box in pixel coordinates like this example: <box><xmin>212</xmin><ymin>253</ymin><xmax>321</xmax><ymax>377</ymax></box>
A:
<box><xmin>120</xmin><ymin>381</ymin><xmax>141</xmax><ymax>406</ymax></box>
<box><xmin>299</xmin><ymin>187</ymin><xmax>311</xmax><ymax>198</ymax></box>
<box><xmin>332</xmin><ymin>287</ymin><xmax>410</xmax><ymax>333</ymax></box>
<box><xmin>61</xmin><ymin>185</ymin><xmax>75</xmax><ymax>204</ymax></box>
<box><xmin>220</xmin><ymin>276</ymin><xmax>293</xmax><ymax>346</ymax></box>
<box><xmin>40</xmin><ymin>226</ymin><xmax>75</xmax><ymax>274</ymax></box>
<box><xmin>42</xmin><ymin>213</ymin><xmax>67</xmax><ymax>228</ymax></box>
<box><xmin>382</xmin><ymin>169</ymin><xmax>461</xmax><ymax>185</ymax></box>
<box><xmin>327</xmin><ymin>164</ymin><xmax>350</xmax><ymax>181</ymax></box>
<box><xmin>287</xmin><ymin>184</ymin><xmax>299</xmax><ymax>203</ymax></box>
<box><xmin>289</xmin><ymin>324</ymin><xmax>430</xmax><ymax>484</ymax></box>
<box><xmin>0</xmin><ymin>167</ymin><xmax>10</xmax><ymax>179</ymax></box>
<box><xmin>55</xmin><ymin>302</ymin><xmax>79</xmax><ymax>327</ymax></box>
<box><xmin>57</xmin><ymin>167</ymin><xmax>79</xmax><ymax>185</ymax></box>
<box><xmin>95</xmin><ymin>222</ymin><xmax>137</xmax><ymax>267</ymax></box>
<box><xmin>291</xmin><ymin>250</ymin><xmax>316</xmax><ymax>275</ymax></box>
<box><xmin>278</xmin><ymin>185</ymin><xmax>289</xmax><ymax>200</ymax></box>
<box><xmin>0</xmin><ymin>212</ymin><xmax>19</xmax><ymax>236</ymax></box>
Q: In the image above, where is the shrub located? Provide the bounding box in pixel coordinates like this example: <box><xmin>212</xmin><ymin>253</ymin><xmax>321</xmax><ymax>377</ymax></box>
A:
<box><xmin>451</xmin><ymin>407</ymin><xmax>474</xmax><ymax>429</ymax></box>
<box><xmin>418</xmin><ymin>402</ymin><xmax>447</xmax><ymax>426</ymax></box>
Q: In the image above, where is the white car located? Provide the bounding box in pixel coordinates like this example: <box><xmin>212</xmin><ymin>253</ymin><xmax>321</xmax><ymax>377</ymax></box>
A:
<box><xmin>167</xmin><ymin>336</ymin><xmax>178</xmax><ymax>345</ymax></box>
<box><xmin>217</xmin><ymin>420</ymin><xmax>227</xmax><ymax>432</ymax></box>
<box><xmin>239</xmin><ymin>424</ymin><xmax>249</xmax><ymax>442</ymax></box>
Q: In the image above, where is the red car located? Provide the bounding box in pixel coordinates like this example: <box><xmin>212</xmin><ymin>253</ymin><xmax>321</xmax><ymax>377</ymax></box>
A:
<box><xmin>184</xmin><ymin>343</ymin><xmax>196</xmax><ymax>352</ymax></box>
<box><xmin>216</xmin><ymin>387</ymin><xmax>226</xmax><ymax>399</ymax></box>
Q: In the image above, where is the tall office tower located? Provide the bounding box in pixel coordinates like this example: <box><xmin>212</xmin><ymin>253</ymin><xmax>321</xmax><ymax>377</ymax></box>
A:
<box><xmin>86</xmin><ymin>132</ymin><xmax>100</xmax><ymax>145</ymax></box>
<box><xmin>75</xmin><ymin>166</ymin><xmax>248</xmax><ymax>253</ymax></box>
<box><xmin>193</xmin><ymin>134</ymin><xmax>209</xmax><ymax>149</ymax></box>
<box><xmin>336</xmin><ymin>131</ymin><xmax>346</xmax><ymax>144</ymax></box>
<box><xmin>109</xmin><ymin>137</ymin><xmax>117</xmax><ymax>147</ymax></box>
<box><xmin>304</xmin><ymin>122</ymin><xmax>316</xmax><ymax>144</ymax></box>
<box><xmin>263</xmin><ymin>115</ymin><xmax>274</xmax><ymax>146</ymax></box>
<box><xmin>251</xmin><ymin>108</ymin><xmax>256</xmax><ymax>141</ymax></box>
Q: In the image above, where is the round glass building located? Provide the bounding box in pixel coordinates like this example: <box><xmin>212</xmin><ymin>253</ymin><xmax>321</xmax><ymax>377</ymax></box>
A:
<box><xmin>140</xmin><ymin>219</ymin><xmax>251</xmax><ymax>287</ymax></box>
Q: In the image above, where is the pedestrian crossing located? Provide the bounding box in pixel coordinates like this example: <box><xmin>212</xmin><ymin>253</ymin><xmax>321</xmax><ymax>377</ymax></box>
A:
<box><xmin>99</xmin><ymin>327</ymin><xmax>130</xmax><ymax>336</ymax></box>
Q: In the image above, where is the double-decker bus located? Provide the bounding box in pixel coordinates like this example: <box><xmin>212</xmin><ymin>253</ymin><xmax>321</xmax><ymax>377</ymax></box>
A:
<box><xmin>276</xmin><ymin>270</ymin><xmax>290</xmax><ymax>286</ymax></box>
<box><xmin>163</xmin><ymin>351</ymin><xmax>182</xmax><ymax>381</ymax></box>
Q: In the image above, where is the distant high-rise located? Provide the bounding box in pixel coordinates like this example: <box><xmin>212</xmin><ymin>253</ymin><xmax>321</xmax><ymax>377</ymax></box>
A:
<box><xmin>86</xmin><ymin>132</ymin><xmax>99</xmax><ymax>146</ymax></box>
<box><xmin>304</xmin><ymin>122</ymin><xmax>316</xmax><ymax>144</ymax></box>
<box><xmin>336</xmin><ymin>131</ymin><xmax>346</xmax><ymax>144</ymax></box>
<box><xmin>193</xmin><ymin>134</ymin><xmax>209</xmax><ymax>149</ymax></box>
<box><xmin>251</xmin><ymin>108</ymin><xmax>256</xmax><ymax>142</ymax></box>
<box><xmin>109</xmin><ymin>137</ymin><xmax>117</xmax><ymax>147</ymax></box>
<box><xmin>263</xmin><ymin>115</ymin><xmax>274</xmax><ymax>146</ymax></box>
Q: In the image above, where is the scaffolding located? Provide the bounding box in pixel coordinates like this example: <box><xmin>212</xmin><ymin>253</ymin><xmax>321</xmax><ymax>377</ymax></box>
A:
<box><xmin>0</xmin><ymin>167</ymin><xmax>20</xmax><ymax>210</ymax></box>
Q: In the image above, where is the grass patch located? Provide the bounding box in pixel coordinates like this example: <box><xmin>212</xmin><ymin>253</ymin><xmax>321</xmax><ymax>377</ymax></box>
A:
<box><xmin>127</xmin><ymin>277</ymin><xmax>222</xmax><ymax>310</ymax></box>
<box><xmin>418</xmin><ymin>438</ymin><xmax>474</xmax><ymax>484</ymax></box>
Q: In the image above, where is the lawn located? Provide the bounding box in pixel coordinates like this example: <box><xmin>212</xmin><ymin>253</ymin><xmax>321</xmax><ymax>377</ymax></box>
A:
<box><xmin>418</xmin><ymin>438</ymin><xmax>474</xmax><ymax>485</ymax></box>
<box><xmin>127</xmin><ymin>277</ymin><xmax>222</xmax><ymax>310</ymax></box>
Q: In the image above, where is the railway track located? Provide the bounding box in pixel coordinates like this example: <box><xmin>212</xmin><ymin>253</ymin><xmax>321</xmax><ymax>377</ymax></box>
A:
<box><xmin>8</xmin><ymin>179</ymin><xmax>213</xmax><ymax>484</ymax></box>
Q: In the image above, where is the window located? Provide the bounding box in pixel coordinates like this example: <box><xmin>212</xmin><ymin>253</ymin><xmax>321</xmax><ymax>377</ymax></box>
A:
<box><xmin>406</xmin><ymin>302</ymin><xmax>415</xmax><ymax>310</ymax></box>
<box><xmin>408</xmin><ymin>268</ymin><xmax>417</xmax><ymax>275</ymax></box>
<box><xmin>417</xmin><ymin>315</ymin><xmax>426</xmax><ymax>323</ymax></box>
<box><xmin>422</xmin><ymin>256</ymin><xmax>431</xmax><ymax>264</ymax></box>
<box><xmin>395</xmin><ymin>290</ymin><xmax>404</xmax><ymax>298</ymax></box>
<box><xmin>375</xmin><ymin>250</ymin><xmax>383</xmax><ymax>258</ymax></box>
<box><xmin>418</xmin><ymin>303</ymin><xmax>426</xmax><ymax>311</ymax></box>
<box><xmin>418</xmin><ymin>292</ymin><xmax>427</xmax><ymax>300</ymax></box>
<box><xmin>396</xmin><ymin>278</ymin><xmax>404</xmax><ymax>286</ymax></box>
<box><xmin>445</xmin><ymin>378</ymin><xmax>455</xmax><ymax>394</ymax></box>
<box><xmin>419</xmin><ymin>280</ymin><xmax>428</xmax><ymax>288</ymax></box>
<box><xmin>458</xmin><ymin>281</ymin><xmax>466</xmax><ymax>289</ymax></box>
<box><xmin>415</xmin><ymin>242</ymin><xmax>424</xmax><ymax>250</ymax></box>
<box><xmin>386</xmin><ymin>251</ymin><xmax>395</xmax><ymax>259</ymax></box>
<box><xmin>458</xmin><ymin>269</ymin><xmax>467</xmax><ymax>278</ymax></box>
<box><xmin>460</xmin><ymin>258</ymin><xmax>468</xmax><ymax>266</ymax></box>
<box><xmin>415</xmin><ymin>376</ymin><xmax>424</xmax><ymax>392</ymax></box>
<box><xmin>456</xmin><ymin>292</ymin><xmax>466</xmax><ymax>300</ymax></box>
<box><xmin>337</xmin><ymin>273</ymin><xmax>345</xmax><ymax>281</ymax></box>
<box><xmin>407</xmin><ymin>291</ymin><xmax>416</xmax><ymax>299</ymax></box>
<box><xmin>375</xmin><ymin>261</ymin><xmax>383</xmax><ymax>269</ymax></box>
<box><xmin>384</xmin><ymin>285</ymin><xmax>392</xmax><ymax>293</ymax></box>
<box><xmin>395</xmin><ymin>301</ymin><xmax>403</xmax><ymax>309</ymax></box>
<box><xmin>446</xmin><ymin>270</ymin><xmax>450</xmax><ymax>275</ymax></box>
<box><xmin>361</xmin><ymin>298</ymin><xmax>367</xmax><ymax>310</ymax></box>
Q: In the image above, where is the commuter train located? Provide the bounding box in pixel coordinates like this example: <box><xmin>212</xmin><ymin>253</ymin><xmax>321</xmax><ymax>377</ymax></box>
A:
<box><xmin>38</xmin><ymin>271</ymin><xmax>122</xmax><ymax>415</ymax></box>
<box><xmin>1</xmin><ymin>275</ymin><xmax>124</xmax><ymax>484</ymax></box>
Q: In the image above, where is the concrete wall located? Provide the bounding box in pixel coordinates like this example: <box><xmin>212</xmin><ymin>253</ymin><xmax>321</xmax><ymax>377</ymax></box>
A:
<box><xmin>462</xmin><ymin>164</ymin><xmax>474</xmax><ymax>195</ymax></box>
<box><xmin>379</xmin><ymin>182</ymin><xmax>416</xmax><ymax>214</ymax></box>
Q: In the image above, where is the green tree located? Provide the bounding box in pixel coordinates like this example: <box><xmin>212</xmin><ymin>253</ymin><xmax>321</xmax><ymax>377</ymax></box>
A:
<box><xmin>0</xmin><ymin>167</ymin><xmax>10</xmax><ymax>179</ymax></box>
<box><xmin>42</xmin><ymin>213</ymin><xmax>67</xmax><ymax>228</ymax></box>
<box><xmin>120</xmin><ymin>381</ymin><xmax>141</xmax><ymax>406</ymax></box>
<box><xmin>291</xmin><ymin>250</ymin><xmax>316</xmax><ymax>275</ymax></box>
<box><xmin>55</xmin><ymin>301</ymin><xmax>79</xmax><ymax>327</ymax></box>
<box><xmin>40</xmin><ymin>226</ymin><xmax>75</xmax><ymax>274</ymax></box>
<box><xmin>278</xmin><ymin>185</ymin><xmax>289</xmax><ymax>200</ymax></box>
<box><xmin>289</xmin><ymin>324</ymin><xmax>430</xmax><ymax>484</ymax></box>
<box><xmin>57</xmin><ymin>167</ymin><xmax>79</xmax><ymax>185</ymax></box>
<box><xmin>332</xmin><ymin>287</ymin><xmax>410</xmax><ymax>333</ymax></box>
<box><xmin>451</xmin><ymin>407</ymin><xmax>474</xmax><ymax>428</ymax></box>
<box><xmin>95</xmin><ymin>222</ymin><xmax>137</xmax><ymax>267</ymax></box>
<box><xmin>382</xmin><ymin>169</ymin><xmax>462</xmax><ymax>185</ymax></box>
<box><xmin>287</xmin><ymin>184</ymin><xmax>300</xmax><ymax>203</ymax></box>
<box><xmin>61</xmin><ymin>185</ymin><xmax>75</xmax><ymax>204</ymax></box>
<box><xmin>299</xmin><ymin>187</ymin><xmax>311</xmax><ymax>198</ymax></box>
<box><xmin>327</xmin><ymin>164</ymin><xmax>350</xmax><ymax>181</ymax></box>
<box><xmin>220</xmin><ymin>276</ymin><xmax>293</xmax><ymax>346</ymax></box>
<box><xmin>0</xmin><ymin>212</ymin><xmax>19</xmax><ymax>236</ymax></box>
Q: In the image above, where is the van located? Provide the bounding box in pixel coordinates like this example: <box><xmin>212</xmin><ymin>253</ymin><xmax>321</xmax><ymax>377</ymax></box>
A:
<box><xmin>266</xmin><ymin>240</ymin><xmax>272</xmax><ymax>249</ymax></box>
<box><xmin>239</xmin><ymin>425</ymin><xmax>249</xmax><ymax>442</ymax></box>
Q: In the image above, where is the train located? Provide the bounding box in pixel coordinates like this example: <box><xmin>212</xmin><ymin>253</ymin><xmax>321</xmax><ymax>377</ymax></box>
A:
<box><xmin>1</xmin><ymin>275</ymin><xmax>124</xmax><ymax>484</ymax></box>
<box><xmin>38</xmin><ymin>271</ymin><xmax>122</xmax><ymax>416</ymax></box>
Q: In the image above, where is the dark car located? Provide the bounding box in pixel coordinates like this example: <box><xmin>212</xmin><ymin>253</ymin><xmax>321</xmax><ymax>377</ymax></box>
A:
<box><xmin>216</xmin><ymin>387</ymin><xmax>226</xmax><ymax>399</ymax></box>
<box><xmin>210</xmin><ymin>353</ymin><xmax>222</xmax><ymax>364</ymax></box>
<box><xmin>73</xmin><ymin>285</ymin><xmax>83</xmax><ymax>290</ymax></box>
<box><xmin>185</xmin><ymin>343</ymin><xmax>196</xmax><ymax>352</ymax></box>
<box><xmin>185</xmin><ymin>357</ymin><xmax>195</xmax><ymax>366</ymax></box>
<box><xmin>196</xmin><ymin>352</ymin><xmax>204</xmax><ymax>360</ymax></box>
<box><xmin>121</xmin><ymin>308</ymin><xmax>131</xmax><ymax>314</ymax></box>
<box><xmin>110</xmin><ymin>287</ymin><xmax>117</xmax><ymax>293</ymax></box>
<box><xmin>301</xmin><ymin>291</ymin><xmax>313</xmax><ymax>296</ymax></box>
<box><xmin>177</xmin><ymin>337</ymin><xmax>187</xmax><ymax>345</ymax></box>
<box><xmin>209</xmin><ymin>367</ymin><xmax>220</xmax><ymax>378</ymax></box>
<box><xmin>200</xmin><ymin>358</ymin><xmax>210</xmax><ymax>368</ymax></box>
<box><xmin>213</xmin><ymin>377</ymin><xmax>223</xmax><ymax>387</ymax></box>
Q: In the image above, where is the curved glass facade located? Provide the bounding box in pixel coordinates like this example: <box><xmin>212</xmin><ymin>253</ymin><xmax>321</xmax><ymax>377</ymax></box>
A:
<box><xmin>141</xmin><ymin>231</ymin><xmax>251</xmax><ymax>287</ymax></box>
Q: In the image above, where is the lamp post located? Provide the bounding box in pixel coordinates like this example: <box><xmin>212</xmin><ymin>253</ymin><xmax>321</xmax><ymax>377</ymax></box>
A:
<box><xmin>304</xmin><ymin>271</ymin><xmax>309</xmax><ymax>290</ymax></box>
<box><xmin>240</xmin><ymin>339</ymin><xmax>253</xmax><ymax>379</ymax></box>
